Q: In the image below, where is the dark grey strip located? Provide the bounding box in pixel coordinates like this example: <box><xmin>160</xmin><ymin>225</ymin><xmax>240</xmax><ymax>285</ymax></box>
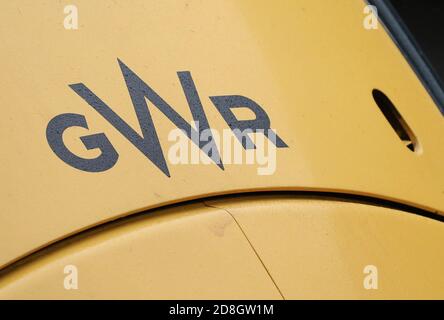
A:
<box><xmin>368</xmin><ymin>0</ymin><xmax>444</xmax><ymax>116</ymax></box>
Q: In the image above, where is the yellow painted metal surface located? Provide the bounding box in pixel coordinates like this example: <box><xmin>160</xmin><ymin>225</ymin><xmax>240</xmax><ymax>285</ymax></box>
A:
<box><xmin>1</xmin><ymin>195</ymin><xmax>443</xmax><ymax>299</ymax></box>
<box><xmin>0</xmin><ymin>0</ymin><xmax>443</xmax><ymax>286</ymax></box>
<box><xmin>208</xmin><ymin>196</ymin><xmax>444</xmax><ymax>299</ymax></box>
<box><xmin>0</xmin><ymin>203</ymin><xmax>282</xmax><ymax>299</ymax></box>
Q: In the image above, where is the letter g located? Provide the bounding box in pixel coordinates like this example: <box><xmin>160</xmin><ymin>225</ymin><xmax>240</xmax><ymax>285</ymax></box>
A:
<box><xmin>46</xmin><ymin>113</ymin><xmax>118</xmax><ymax>172</ymax></box>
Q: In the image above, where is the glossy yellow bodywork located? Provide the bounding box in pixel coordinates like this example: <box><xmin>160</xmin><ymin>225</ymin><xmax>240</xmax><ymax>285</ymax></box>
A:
<box><xmin>207</xmin><ymin>196</ymin><xmax>444</xmax><ymax>299</ymax></box>
<box><xmin>0</xmin><ymin>0</ymin><xmax>443</xmax><ymax>299</ymax></box>
<box><xmin>0</xmin><ymin>203</ymin><xmax>282</xmax><ymax>299</ymax></box>
<box><xmin>1</xmin><ymin>196</ymin><xmax>443</xmax><ymax>299</ymax></box>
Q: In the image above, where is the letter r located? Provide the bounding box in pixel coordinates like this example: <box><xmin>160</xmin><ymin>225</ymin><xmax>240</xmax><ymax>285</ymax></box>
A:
<box><xmin>210</xmin><ymin>95</ymin><xmax>288</xmax><ymax>149</ymax></box>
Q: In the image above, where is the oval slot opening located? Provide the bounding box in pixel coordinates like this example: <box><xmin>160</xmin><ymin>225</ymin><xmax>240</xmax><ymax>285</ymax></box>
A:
<box><xmin>372</xmin><ymin>89</ymin><xmax>419</xmax><ymax>152</ymax></box>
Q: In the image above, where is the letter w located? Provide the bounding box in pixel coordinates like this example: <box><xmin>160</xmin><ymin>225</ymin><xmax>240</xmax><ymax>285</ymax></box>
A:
<box><xmin>69</xmin><ymin>59</ymin><xmax>223</xmax><ymax>177</ymax></box>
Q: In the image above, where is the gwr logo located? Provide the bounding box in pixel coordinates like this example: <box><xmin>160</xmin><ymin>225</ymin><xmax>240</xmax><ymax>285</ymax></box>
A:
<box><xmin>46</xmin><ymin>59</ymin><xmax>288</xmax><ymax>177</ymax></box>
